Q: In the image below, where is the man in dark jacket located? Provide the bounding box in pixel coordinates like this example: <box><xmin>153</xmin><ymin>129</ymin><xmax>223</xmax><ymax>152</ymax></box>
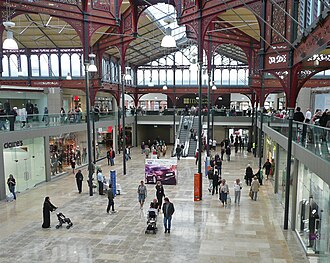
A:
<box><xmin>7</xmin><ymin>107</ymin><xmax>17</xmax><ymax>131</ymax></box>
<box><xmin>263</xmin><ymin>159</ymin><xmax>272</xmax><ymax>180</ymax></box>
<box><xmin>293</xmin><ymin>107</ymin><xmax>305</xmax><ymax>122</ymax></box>
<box><xmin>107</xmin><ymin>147</ymin><xmax>115</xmax><ymax>166</ymax></box>
<box><xmin>175</xmin><ymin>145</ymin><xmax>181</xmax><ymax>160</ymax></box>
<box><xmin>245</xmin><ymin>164</ymin><xmax>253</xmax><ymax>186</ymax></box>
<box><xmin>212</xmin><ymin>171</ymin><xmax>219</xmax><ymax>195</ymax></box>
<box><xmin>75</xmin><ymin>170</ymin><xmax>83</xmax><ymax>193</ymax></box>
<box><xmin>162</xmin><ymin>197</ymin><xmax>175</xmax><ymax>233</ymax></box>
<box><xmin>25</xmin><ymin>100</ymin><xmax>34</xmax><ymax>125</ymax></box>
<box><xmin>106</xmin><ymin>185</ymin><xmax>116</xmax><ymax>213</ymax></box>
<box><xmin>207</xmin><ymin>168</ymin><xmax>214</xmax><ymax>193</ymax></box>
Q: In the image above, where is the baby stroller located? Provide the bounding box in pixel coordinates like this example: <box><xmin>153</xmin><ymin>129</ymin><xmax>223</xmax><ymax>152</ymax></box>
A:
<box><xmin>55</xmin><ymin>212</ymin><xmax>73</xmax><ymax>229</ymax></box>
<box><xmin>145</xmin><ymin>210</ymin><xmax>158</xmax><ymax>234</ymax></box>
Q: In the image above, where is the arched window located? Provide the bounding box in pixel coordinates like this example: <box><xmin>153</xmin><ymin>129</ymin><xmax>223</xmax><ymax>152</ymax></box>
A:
<box><xmin>40</xmin><ymin>54</ymin><xmax>49</xmax><ymax>76</ymax></box>
<box><xmin>50</xmin><ymin>54</ymin><xmax>59</xmax><ymax>76</ymax></box>
<box><xmin>71</xmin><ymin>53</ymin><xmax>80</xmax><ymax>76</ymax></box>
<box><xmin>61</xmin><ymin>53</ymin><xmax>70</xmax><ymax>77</ymax></box>
<box><xmin>2</xmin><ymin>55</ymin><xmax>9</xmax><ymax>77</ymax></box>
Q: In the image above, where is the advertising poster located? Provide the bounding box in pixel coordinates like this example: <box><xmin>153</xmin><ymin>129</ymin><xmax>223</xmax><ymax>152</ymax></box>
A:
<box><xmin>145</xmin><ymin>158</ymin><xmax>177</xmax><ymax>185</ymax></box>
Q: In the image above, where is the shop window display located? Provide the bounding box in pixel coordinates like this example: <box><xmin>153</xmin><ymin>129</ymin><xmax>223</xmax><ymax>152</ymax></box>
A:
<box><xmin>3</xmin><ymin>137</ymin><xmax>46</xmax><ymax>195</ymax></box>
<box><xmin>296</xmin><ymin>165</ymin><xmax>330</xmax><ymax>255</ymax></box>
<box><xmin>49</xmin><ymin>134</ymin><xmax>87</xmax><ymax>175</ymax></box>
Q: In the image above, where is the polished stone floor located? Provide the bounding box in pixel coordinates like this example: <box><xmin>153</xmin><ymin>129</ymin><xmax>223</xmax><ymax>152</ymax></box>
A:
<box><xmin>0</xmin><ymin>147</ymin><xmax>314</xmax><ymax>263</ymax></box>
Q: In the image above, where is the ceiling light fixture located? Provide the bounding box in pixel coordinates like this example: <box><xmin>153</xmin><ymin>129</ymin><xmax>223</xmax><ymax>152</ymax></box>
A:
<box><xmin>189</xmin><ymin>58</ymin><xmax>198</xmax><ymax>72</ymax></box>
<box><xmin>161</xmin><ymin>2</ymin><xmax>176</xmax><ymax>48</ymax></box>
<box><xmin>162</xmin><ymin>81</ymin><xmax>168</xmax><ymax>90</ymax></box>
<box><xmin>212</xmin><ymin>83</ymin><xmax>217</xmax><ymax>90</ymax></box>
<box><xmin>66</xmin><ymin>72</ymin><xmax>72</xmax><ymax>80</ymax></box>
<box><xmin>161</xmin><ymin>27</ymin><xmax>176</xmax><ymax>48</ymax></box>
<box><xmin>3</xmin><ymin>21</ymin><xmax>18</xmax><ymax>50</ymax></box>
<box><xmin>124</xmin><ymin>66</ymin><xmax>132</xmax><ymax>81</ymax></box>
<box><xmin>88</xmin><ymin>54</ymin><xmax>97</xmax><ymax>72</ymax></box>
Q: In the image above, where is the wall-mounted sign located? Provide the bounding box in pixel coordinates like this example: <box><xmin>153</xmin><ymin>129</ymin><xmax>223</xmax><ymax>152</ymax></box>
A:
<box><xmin>4</xmin><ymin>140</ymin><xmax>23</xmax><ymax>149</ymax></box>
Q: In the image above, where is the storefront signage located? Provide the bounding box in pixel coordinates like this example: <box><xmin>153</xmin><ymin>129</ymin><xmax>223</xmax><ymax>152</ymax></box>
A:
<box><xmin>4</xmin><ymin>140</ymin><xmax>23</xmax><ymax>149</ymax></box>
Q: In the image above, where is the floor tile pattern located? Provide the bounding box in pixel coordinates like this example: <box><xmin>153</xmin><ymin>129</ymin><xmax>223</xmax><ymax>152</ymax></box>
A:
<box><xmin>0</xmin><ymin>147</ymin><xmax>314</xmax><ymax>263</ymax></box>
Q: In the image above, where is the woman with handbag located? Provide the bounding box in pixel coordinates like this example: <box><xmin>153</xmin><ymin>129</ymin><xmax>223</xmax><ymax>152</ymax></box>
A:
<box><xmin>233</xmin><ymin>178</ymin><xmax>242</xmax><ymax>205</ymax></box>
<box><xmin>219</xmin><ymin>179</ymin><xmax>229</xmax><ymax>207</ymax></box>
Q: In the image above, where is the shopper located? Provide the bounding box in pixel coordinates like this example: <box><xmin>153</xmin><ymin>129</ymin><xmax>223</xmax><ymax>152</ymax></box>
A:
<box><xmin>250</xmin><ymin>176</ymin><xmax>260</xmax><ymax>201</ymax></box>
<box><xmin>263</xmin><ymin>159</ymin><xmax>272</xmax><ymax>180</ymax></box>
<box><xmin>207</xmin><ymin>168</ymin><xmax>214</xmax><ymax>193</ymax></box>
<box><xmin>225</xmin><ymin>146</ymin><xmax>231</xmax><ymax>161</ymax></box>
<box><xmin>216</xmin><ymin>158</ymin><xmax>222</xmax><ymax>176</ymax></box>
<box><xmin>155</xmin><ymin>181</ymin><xmax>165</xmax><ymax>211</ymax></box>
<box><xmin>245</xmin><ymin>164</ymin><xmax>254</xmax><ymax>186</ymax></box>
<box><xmin>138</xmin><ymin>181</ymin><xmax>147</xmax><ymax>209</ymax></box>
<box><xmin>97</xmin><ymin>169</ymin><xmax>104</xmax><ymax>195</ymax></box>
<box><xmin>71</xmin><ymin>157</ymin><xmax>76</xmax><ymax>174</ymax></box>
<box><xmin>8</xmin><ymin>107</ymin><xmax>17</xmax><ymax>131</ymax></box>
<box><xmin>233</xmin><ymin>178</ymin><xmax>242</xmax><ymax>205</ymax></box>
<box><xmin>293</xmin><ymin>107</ymin><xmax>305</xmax><ymax>122</ymax></box>
<box><xmin>43</xmin><ymin>107</ymin><xmax>49</xmax><ymax>126</ymax></box>
<box><xmin>219</xmin><ymin>179</ymin><xmax>229</xmax><ymax>207</ymax></box>
<box><xmin>42</xmin><ymin>196</ymin><xmax>57</xmax><ymax>228</ymax></box>
<box><xmin>106</xmin><ymin>185</ymin><xmax>117</xmax><ymax>213</ymax></box>
<box><xmin>162</xmin><ymin>197</ymin><xmax>175</xmax><ymax>233</ymax></box>
<box><xmin>7</xmin><ymin>174</ymin><xmax>16</xmax><ymax>200</ymax></box>
<box><xmin>107</xmin><ymin>147</ymin><xmax>115</xmax><ymax>166</ymax></box>
<box><xmin>212</xmin><ymin>171</ymin><xmax>219</xmax><ymax>195</ymax></box>
<box><xmin>75</xmin><ymin>170</ymin><xmax>83</xmax><ymax>194</ymax></box>
<box><xmin>175</xmin><ymin>145</ymin><xmax>181</xmax><ymax>160</ymax></box>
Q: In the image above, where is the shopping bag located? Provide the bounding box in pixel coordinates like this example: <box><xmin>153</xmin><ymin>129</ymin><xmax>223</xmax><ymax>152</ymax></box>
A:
<box><xmin>6</xmin><ymin>193</ymin><xmax>14</xmax><ymax>202</ymax></box>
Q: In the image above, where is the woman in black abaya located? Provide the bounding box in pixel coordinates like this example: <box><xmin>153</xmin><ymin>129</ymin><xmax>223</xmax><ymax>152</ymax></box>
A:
<box><xmin>42</xmin><ymin>196</ymin><xmax>57</xmax><ymax>228</ymax></box>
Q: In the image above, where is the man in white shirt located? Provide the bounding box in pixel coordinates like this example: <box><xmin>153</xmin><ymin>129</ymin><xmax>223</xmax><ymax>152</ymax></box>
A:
<box><xmin>97</xmin><ymin>169</ymin><xmax>105</xmax><ymax>195</ymax></box>
<box><xmin>305</xmin><ymin>108</ymin><xmax>312</xmax><ymax>123</ymax></box>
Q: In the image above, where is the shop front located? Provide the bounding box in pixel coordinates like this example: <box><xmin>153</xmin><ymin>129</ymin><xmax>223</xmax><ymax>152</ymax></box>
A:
<box><xmin>264</xmin><ymin>135</ymin><xmax>276</xmax><ymax>181</ymax></box>
<box><xmin>49</xmin><ymin>131</ymin><xmax>87</xmax><ymax>175</ymax></box>
<box><xmin>296</xmin><ymin>165</ymin><xmax>330</xmax><ymax>256</ymax></box>
<box><xmin>96</xmin><ymin>126</ymin><xmax>114</xmax><ymax>159</ymax></box>
<box><xmin>3</xmin><ymin>137</ymin><xmax>46</xmax><ymax>194</ymax></box>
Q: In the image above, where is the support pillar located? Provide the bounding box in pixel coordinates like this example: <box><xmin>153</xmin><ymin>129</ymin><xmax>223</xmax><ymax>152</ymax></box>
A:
<box><xmin>44</xmin><ymin>136</ymin><xmax>51</xmax><ymax>182</ymax></box>
<box><xmin>0</xmin><ymin>142</ymin><xmax>6</xmax><ymax>200</ymax></box>
<box><xmin>274</xmin><ymin>143</ymin><xmax>280</xmax><ymax>194</ymax></box>
<box><xmin>207</xmin><ymin>72</ymin><xmax>211</xmax><ymax>157</ymax></box>
<box><xmin>284</xmin><ymin>108</ymin><xmax>294</xmax><ymax>229</ymax></box>
<box><xmin>291</xmin><ymin>158</ymin><xmax>299</xmax><ymax>230</ymax></box>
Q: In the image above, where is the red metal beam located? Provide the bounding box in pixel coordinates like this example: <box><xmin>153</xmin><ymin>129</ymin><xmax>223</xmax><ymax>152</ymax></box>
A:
<box><xmin>178</xmin><ymin>0</ymin><xmax>259</xmax><ymax>25</ymax></box>
<box><xmin>2</xmin><ymin>0</ymin><xmax>117</xmax><ymax>27</ymax></box>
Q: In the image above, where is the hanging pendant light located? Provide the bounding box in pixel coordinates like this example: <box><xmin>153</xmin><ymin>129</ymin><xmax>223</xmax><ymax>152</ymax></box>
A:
<box><xmin>3</xmin><ymin>21</ymin><xmax>18</xmax><ymax>50</ymax></box>
<box><xmin>189</xmin><ymin>58</ymin><xmax>198</xmax><ymax>72</ymax></box>
<box><xmin>88</xmin><ymin>54</ymin><xmax>98</xmax><ymax>72</ymax></box>
<box><xmin>212</xmin><ymin>82</ymin><xmax>217</xmax><ymax>90</ymax></box>
<box><xmin>66</xmin><ymin>73</ymin><xmax>72</xmax><ymax>80</ymax></box>
<box><xmin>161</xmin><ymin>27</ymin><xmax>176</xmax><ymax>48</ymax></box>
<box><xmin>162</xmin><ymin>81</ymin><xmax>168</xmax><ymax>90</ymax></box>
<box><xmin>124</xmin><ymin>67</ymin><xmax>132</xmax><ymax>81</ymax></box>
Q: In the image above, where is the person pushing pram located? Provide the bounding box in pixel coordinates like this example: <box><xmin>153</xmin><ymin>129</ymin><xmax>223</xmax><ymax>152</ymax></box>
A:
<box><xmin>145</xmin><ymin>202</ymin><xmax>158</xmax><ymax>234</ymax></box>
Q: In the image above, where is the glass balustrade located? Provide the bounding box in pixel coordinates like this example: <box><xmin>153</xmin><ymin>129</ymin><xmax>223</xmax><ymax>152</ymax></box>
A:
<box><xmin>259</xmin><ymin>114</ymin><xmax>330</xmax><ymax>163</ymax></box>
<box><xmin>0</xmin><ymin>111</ymin><xmax>117</xmax><ymax>132</ymax></box>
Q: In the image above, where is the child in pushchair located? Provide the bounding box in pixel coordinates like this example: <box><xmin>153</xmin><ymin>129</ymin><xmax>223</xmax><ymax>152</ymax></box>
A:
<box><xmin>145</xmin><ymin>202</ymin><xmax>158</xmax><ymax>234</ymax></box>
<box><xmin>56</xmin><ymin>212</ymin><xmax>73</xmax><ymax>229</ymax></box>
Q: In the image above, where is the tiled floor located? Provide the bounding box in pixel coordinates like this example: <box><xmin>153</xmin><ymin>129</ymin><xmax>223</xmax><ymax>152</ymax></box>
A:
<box><xmin>0</xmin><ymin>147</ymin><xmax>315</xmax><ymax>262</ymax></box>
